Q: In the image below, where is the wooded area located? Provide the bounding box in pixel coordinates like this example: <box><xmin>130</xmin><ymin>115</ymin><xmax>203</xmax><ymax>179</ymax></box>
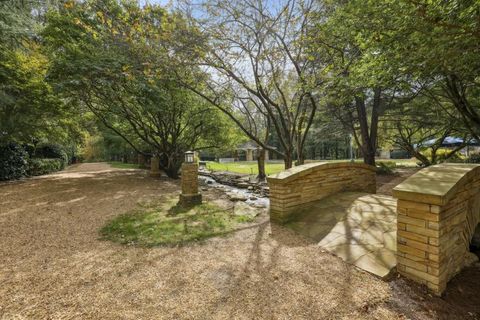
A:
<box><xmin>1</xmin><ymin>0</ymin><xmax>479</xmax><ymax>180</ymax></box>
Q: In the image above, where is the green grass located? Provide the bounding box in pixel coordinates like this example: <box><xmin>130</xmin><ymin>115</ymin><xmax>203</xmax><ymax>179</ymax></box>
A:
<box><xmin>205</xmin><ymin>159</ymin><xmax>418</xmax><ymax>175</ymax></box>
<box><xmin>206</xmin><ymin>161</ymin><xmax>286</xmax><ymax>175</ymax></box>
<box><xmin>108</xmin><ymin>161</ymin><xmax>140</xmax><ymax>169</ymax></box>
<box><xmin>100</xmin><ymin>197</ymin><xmax>255</xmax><ymax>246</ymax></box>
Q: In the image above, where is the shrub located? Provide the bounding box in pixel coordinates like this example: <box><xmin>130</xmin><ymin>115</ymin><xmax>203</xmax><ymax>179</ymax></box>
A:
<box><xmin>466</xmin><ymin>153</ymin><xmax>480</xmax><ymax>164</ymax></box>
<box><xmin>0</xmin><ymin>143</ymin><xmax>29</xmax><ymax>181</ymax></box>
<box><xmin>35</xmin><ymin>143</ymin><xmax>68</xmax><ymax>163</ymax></box>
<box><xmin>420</xmin><ymin>148</ymin><xmax>464</xmax><ymax>163</ymax></box>
<box><xmin>27</xmin><ymin>158</ymin><xmax>66</xmax><ymax>176</ymax></box>
<box><xmin>376</xmin><ymin>161</ymin><xmax>396</xmax><ymax>175</ymax></box>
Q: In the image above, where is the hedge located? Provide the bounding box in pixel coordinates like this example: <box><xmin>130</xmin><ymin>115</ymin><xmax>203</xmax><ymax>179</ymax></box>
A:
<box><xmin>0</xmin><ymin>143</ymin><xmax>29</xmax><ymax>181</ymax></box>
<box><xmin>27</xmin><ymin>158</ymin><xmax>66</xmax><ymax>177</ymax></box>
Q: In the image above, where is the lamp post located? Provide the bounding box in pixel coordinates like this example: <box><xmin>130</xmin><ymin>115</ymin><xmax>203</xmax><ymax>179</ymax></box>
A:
<box><xmin>179</xmin><ymin>151</ymin><xmax>202</xmax><ymax>207</ymax></box>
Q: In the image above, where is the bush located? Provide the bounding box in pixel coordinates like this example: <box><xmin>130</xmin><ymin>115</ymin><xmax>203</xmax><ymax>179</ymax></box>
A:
<box><xmin>421</xmin><ymin>148</ymin><xmax>464</xmax><ymax>163</ymax></box>
<box><xmin>466</xmin><ymin>153</ymin><xmax>480</xmax><ymax>163</ymax></box>
<box><xmin>35</xmin><ymin>143</ymin><xmax>68</xmax><ymax>163</ymax></box>
<box><xmin>27</xmin><ymin>158</ymin><xmax>66</xmax><ymax>176</ymax></box>
<box><xmin>0</xmin><ymin>143</ymin><xmax>29</xmax><ymax>181</ymax></box>
<box><xmin>376</xmin><ymin>161</ymin><xmax>396</xmax><ymax>175</ymax></box>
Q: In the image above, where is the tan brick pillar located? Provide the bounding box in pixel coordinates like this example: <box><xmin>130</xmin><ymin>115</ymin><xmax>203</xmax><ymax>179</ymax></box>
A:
<box><xmin>395</xmin><ymin>200</ymin><xmax>444</xmax><ymax>294</ymax></box>
<box><xmin>393</xmin><ymin>163</ymin><xmax>480</xmax><ymax>296</ymax></box>
<box><xmin>246</xmin><ymin>149</ymin><xmax>253</xmax><ymax>161</ymax></box>
<box><xmin>150</xmin><ymin>155</ymin><xmax>161</xmax><ymax>178</ymax></box>
<box><xmin>138</xmin><ymin>153</ymin><xmax>146</xmax><ymax>168</ymax></box>
<box><xmin>179</xmin><ymin>163</ymin><xmax>202</xmax><ymax>206</ymax></box>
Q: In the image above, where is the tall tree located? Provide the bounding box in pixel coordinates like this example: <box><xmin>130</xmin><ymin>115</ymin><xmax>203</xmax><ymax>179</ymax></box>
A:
<box><xmin>182</xmin><ymin>0</ymin><xmax>323</xmax><ymax>169</ymax></box>
<box><xmin>326</xmin><ymin>0</ymin><xmax>480</xmax><ymax>141</ymax></box>
<box><xmin>44</xmin><ymin>0</ymin><xmax>231</xmax><ymax>178</ymax></box>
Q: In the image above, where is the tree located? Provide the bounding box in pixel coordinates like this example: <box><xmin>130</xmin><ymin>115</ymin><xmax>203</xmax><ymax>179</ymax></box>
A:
<box><xmin>44</xmin><ymin>0</ymin><xmax>232</xmax><ymax>178</ymax></box>
<box><xmin>384</xmin><ymin>96</ymin><xmax>469</xmax><ymax>166</ymax></box>
<box><xmin>326</xmin><ymin>0</ymin><xmax>480</xmax><ymax>141</ymax></box>
<box><xmin>182</xmin><ymin>0</ymin><xmax>322</xmax><ymax>169</ymax></box>
<box><xmin>0</xmin><ymin>0</ymin><xmax>81</xmax><ymax>147</ymax></box>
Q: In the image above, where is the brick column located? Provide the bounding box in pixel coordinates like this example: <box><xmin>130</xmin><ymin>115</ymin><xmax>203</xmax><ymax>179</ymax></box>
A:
<box><xmin>246</xmin><ymin>149</ymin><xmax>253</xmax><ymax>161</ymax></box>
<box><xmin>150</xmin><ymin>155</ymin><xmax>161</xmax><ymax>178</ymax></box>
<box><xmin>393</xmin><ymin>163</ymin><xmax>480</xmax><ymax>295</ymax></box>
<box><xmin>395</xmin><ymin>200</ymin><xmax>444</xmax><ymax>294</ymax></box>
<box><xmin>179</xmin><ymin>163</ymin><xmax>202</xmax><ymax>206</ymax></box>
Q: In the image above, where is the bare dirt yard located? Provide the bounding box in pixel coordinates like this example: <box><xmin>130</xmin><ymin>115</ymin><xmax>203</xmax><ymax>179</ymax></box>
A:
<box><xmin>1</xmin><ymin>163</ymin><xmax>479</xmax><ymax>319</ymax></box>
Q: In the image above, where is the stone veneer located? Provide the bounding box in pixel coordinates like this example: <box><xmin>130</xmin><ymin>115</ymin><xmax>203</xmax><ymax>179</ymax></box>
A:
<box><xmin>393</xmin><ymin>163</ymin><xmax>480</xmax><ymax>295</ymax></box>
<box><xmin>150</xmin><ymin>156</ymin><xmax>161</xmax><ymax>178</ymax></box>
<box><xmin>179</xmin><ymin>163</ymin><xmax>202</xmax><ymax>206</ymax></box>
<box><xmin>267</xmin><ymin>162</ymin><xmax>376</xmax><ymax>223</ymax></box>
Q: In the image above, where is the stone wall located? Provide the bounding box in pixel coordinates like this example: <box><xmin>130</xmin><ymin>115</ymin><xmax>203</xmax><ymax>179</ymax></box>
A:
<box><xmin>267</xmin><ymin>162</ymin><xmax>376</xmax><ymax>223</ymax></box>
<box><xmin>393</xmin><ymin>163</ymin><xmax>480</xmax><ymax>295</ymax></box>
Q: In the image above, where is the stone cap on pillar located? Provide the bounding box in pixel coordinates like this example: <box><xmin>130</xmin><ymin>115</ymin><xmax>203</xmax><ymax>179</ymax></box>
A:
<box><xmin>393</xmin><ymin>163</ymin><xmax>480</xmax><ymax>205</ymax></box>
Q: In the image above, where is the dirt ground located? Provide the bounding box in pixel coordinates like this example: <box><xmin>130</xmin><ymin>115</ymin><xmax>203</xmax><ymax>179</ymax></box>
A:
<box><xmin>1</xmin><ymin>163</ymin><xmax>479</xmax><ymax>320</ymax></box>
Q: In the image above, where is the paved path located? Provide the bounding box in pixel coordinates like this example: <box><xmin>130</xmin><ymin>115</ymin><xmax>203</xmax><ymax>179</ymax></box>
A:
<box><xmin>287</xmin><ymin>192</ymin><xmax>397</xmax><ymax>278</ymax></box>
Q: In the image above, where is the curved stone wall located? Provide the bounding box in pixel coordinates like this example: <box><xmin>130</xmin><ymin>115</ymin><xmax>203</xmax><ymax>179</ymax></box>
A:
<box><xmin>267</xmin><ymin>162</ymin><xmax>377</xmax><ymax>223</ymax></box>
<box><xmin>393</xmin><ymin>163</ymin><xmax>480</xmax><ymax>295</ymax></box>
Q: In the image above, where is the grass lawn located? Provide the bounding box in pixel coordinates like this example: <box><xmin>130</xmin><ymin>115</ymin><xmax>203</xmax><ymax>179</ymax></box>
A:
<box><xmin>206</xmin><ymin>159</ymin><xmax>418</xmax><ymax>175</ymax></box>
<box><xmin>108</xmin><ymin>161</ymin><xmax>140</xmax><ymax>169</ymax></box>
<box><xmin>100</xmin><ymin>197</ymin><xmax>255</xmax><ymax>246</ymax></box>
<box><xmin>206</xmin><ymin>161</ymin><xmax>286</xmax><ymax>175</ymax></box>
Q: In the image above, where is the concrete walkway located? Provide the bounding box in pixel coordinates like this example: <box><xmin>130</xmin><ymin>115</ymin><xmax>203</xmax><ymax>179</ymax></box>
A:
<box><xmin>286</xmin><ymin>192</ymin><xmax>397</xmax><ymax>278</ymax></box>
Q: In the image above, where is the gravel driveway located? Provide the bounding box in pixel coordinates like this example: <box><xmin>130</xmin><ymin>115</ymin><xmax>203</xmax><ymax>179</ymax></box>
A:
<box><xmin>0</xmin><ymin>163</ymin><xmax>478</xmax><ymax>319</ymax></box>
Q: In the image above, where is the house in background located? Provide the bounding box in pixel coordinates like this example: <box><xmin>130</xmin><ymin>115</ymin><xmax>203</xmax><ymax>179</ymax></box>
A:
<box><xmin>199</xmin><ymin>141</ymin><xmax>279</xmax><ymax>162</ymax></box>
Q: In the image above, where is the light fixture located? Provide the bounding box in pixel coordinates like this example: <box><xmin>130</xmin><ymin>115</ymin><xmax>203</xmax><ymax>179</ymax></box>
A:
<box><xmin>185</xmin><ymin>151</ymin><xmax>195</xmax><ymax>163</ymax></box>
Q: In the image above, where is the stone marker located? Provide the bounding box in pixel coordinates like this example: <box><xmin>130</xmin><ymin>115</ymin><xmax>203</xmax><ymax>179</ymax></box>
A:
<box><xmin>150</xmin><ymin>155</ymin><xmax>161</xmax><ymax>178</ymax></box>
<box><xmin>178</xmin><ymin>162</ymin><xmax>202</xmax><ymax>206</ymax></box>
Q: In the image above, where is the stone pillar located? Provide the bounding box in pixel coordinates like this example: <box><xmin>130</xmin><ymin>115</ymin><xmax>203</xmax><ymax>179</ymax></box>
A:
<box><xmin>246</xmin><ymin>149</ymin><xmax>253</xmax><ymax>161</ymax></box>
<box><xmin>179</xmin><ymin>162</ymin><xmax>202</xmax><ymax>206</ymax></box>
<box><xmin>393</xmin><ymin>163</ymin><xmax>480</xmax><ymax>296</ymax></box>
<box><xmin>138</xmin><ymin>153</ymin><xmax>146</xmax><ymax>168</ymax></box>
<box><xmin>264</xmin><ymin>150</ymin><xmax>269</xmax><ymax>161</ymax></box>
<box><xmin>150</xmin><ymin>155</ymin><xmax>161</xmax><ymax>178</ymax></box>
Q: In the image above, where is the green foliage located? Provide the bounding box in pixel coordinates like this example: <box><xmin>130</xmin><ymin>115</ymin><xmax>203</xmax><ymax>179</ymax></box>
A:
<box><xmin>376</xmin><ymin>161</ymin><xmax>396</xmax><ymax>175</ymax></box>
<box><xmin>108</xmin><ymin>162</ymin><xmax>139</xmax><ymax>169</ymax></box>
<box><xmin>35</xmin><ymin>143</ymin><xmax>68</xmax><ymax>163</ymax></box>
<box><xmin>100</xmin><ymin>198</ymin><xmax>255</xmax><ymax>246</ymax></box>
<box><xmin>420</xmin><ymin>148</ymin><xmax>464</xmax><ymax>163</ymax></box>
<box><xmin>27</xmin><ymin>158</ymin><xmax>65</xmax><ymax>176</ymax></box>
<box><xmin>43</xmin><ymin>0</ymin><xmax>233</xmax><ymax>178</ymax></box>
<box><xmin>0</xmin><ymin>142</ymin><xmax>28</xmax><ymax>180</ymax></box>
<box><xmin>466</xmin><ymin>154</ymin><xmax>480</xmax><ymax>164</ymax></box>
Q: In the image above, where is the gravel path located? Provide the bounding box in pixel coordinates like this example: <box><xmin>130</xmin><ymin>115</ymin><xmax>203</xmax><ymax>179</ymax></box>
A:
<box><xmin>0</xmin><ymin>163</ymin><xmax>478</xmax><ymax>319</ymax></box>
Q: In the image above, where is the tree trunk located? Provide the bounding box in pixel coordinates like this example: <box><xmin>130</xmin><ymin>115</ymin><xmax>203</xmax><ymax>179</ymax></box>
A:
<box><xmin>284</xmin><ymin>151</ymin><xmax>293</xmax><ymax>169</ymax></box>
<box><xmin>159</xmin><ymin>153</ymin><xmax>182</xmax><ymax>179</ymax></box>
<box><xmin>296</xmin><ymin>148</ymin><xmax>305</xmax><ymax>165</ymax></box>
<box><xmin>354</xmin><ymin>89</ymin><xmax>381</xmax><ymax>167</ymax></box>
<box><xmin>257</xmin><ymin>148</ymin><xmax>266</xmax><ymax>180</ymax></box>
